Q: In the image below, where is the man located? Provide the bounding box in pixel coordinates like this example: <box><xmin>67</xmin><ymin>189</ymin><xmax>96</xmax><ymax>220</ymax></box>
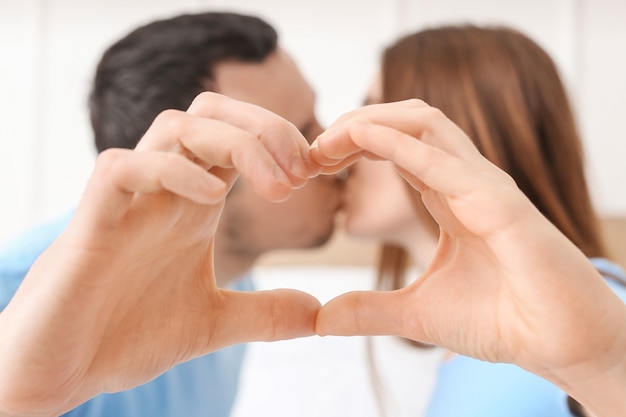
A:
<box><xmin>0</xmin><ymin>12</ymin><xmax>342</xmax><ymax>417</ymax></box>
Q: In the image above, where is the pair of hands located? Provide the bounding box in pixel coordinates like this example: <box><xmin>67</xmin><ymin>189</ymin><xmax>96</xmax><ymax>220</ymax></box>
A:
<box><xmin>0</xmin><ymin>94</ymin><xmax>624</xmax><ymax>417</ymax></box>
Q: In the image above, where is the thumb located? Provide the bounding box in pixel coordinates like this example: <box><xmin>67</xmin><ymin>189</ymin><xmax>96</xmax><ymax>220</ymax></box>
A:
<box><xmin>216</xmin><ymin>289</ymin><xmax>322</xmax><ymax>347</ymax></box>
<box><xmin>316</xmin><ymin>289</ymin><xmax>423</xmax><ymax>339</ymax></box>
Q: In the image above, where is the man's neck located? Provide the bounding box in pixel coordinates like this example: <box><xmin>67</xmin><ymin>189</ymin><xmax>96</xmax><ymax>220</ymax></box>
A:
<box><xmin>213</xmin><ymin>248</ymin><xmax>257</xmax><ymax>287</ymax></box>
<box><xmin>212</xmin><ymin>227</ymin><xmax>260</xmax><ymax>287</ymax></box>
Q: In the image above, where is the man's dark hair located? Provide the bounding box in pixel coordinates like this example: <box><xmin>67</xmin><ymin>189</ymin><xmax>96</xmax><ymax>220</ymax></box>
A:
<box><xmin>89</xmin><ymin>12</ymin><xmax>278</xmax><ymax>152</ymax></box>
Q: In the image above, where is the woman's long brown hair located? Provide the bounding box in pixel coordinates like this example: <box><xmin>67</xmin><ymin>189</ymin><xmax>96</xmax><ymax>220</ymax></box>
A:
<box><xmin>377</xmin><ymin>25</ymin><xmax>608</xmax><ymax>293</ymax></box>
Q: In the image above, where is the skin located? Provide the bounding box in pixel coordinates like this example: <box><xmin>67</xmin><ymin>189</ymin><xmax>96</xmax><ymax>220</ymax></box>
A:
<box><xmin>0</xmin><ymin>96</ymin><xmax>623</xmax><ymax>417</ymax></box>
<box><xmin>343</xmin><ymin>158</ymin><xmax>422</xmax><ymax>245</ymax></box>
<box><xmin>0</xmin><ymin>93</ymin><xmax>324</xmax><ymax>417</ymax></box>
<box><xmin>344</xmin><ymin>73</ymin><xmax>438</xmax><ymax>267</ymax></box>
<box><xmin>312</xmin><ymin>99</ymin><xmax>626</xmax><ymax>417</ymax></box>
<box><xmin>0</xmin><ymin>48</ymin><xmax>342</xmax><ymax>417</ymax></box>
<box><xmin>210</xmin><ymin>49</ymin><xmax>343</xmax><ymax>286</ymax></box>
<box><xmin>343</xmin><ymin>74</ymin><xmax>611</xmax><ymax>416</ymax></box>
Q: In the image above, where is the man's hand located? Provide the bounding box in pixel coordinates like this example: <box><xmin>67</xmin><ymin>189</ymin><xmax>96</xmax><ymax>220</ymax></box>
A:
<box><xmin>0</xmin><ymin>93</ymin><xmax>321</xmax><ymax>416</ymax></box>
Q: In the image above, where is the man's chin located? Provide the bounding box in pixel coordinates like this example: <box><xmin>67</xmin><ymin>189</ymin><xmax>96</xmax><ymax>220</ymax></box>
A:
<box><xmin>303</xmin><ymin>226</ymin><xmax>336</xmax><ymax>249</ymax></box>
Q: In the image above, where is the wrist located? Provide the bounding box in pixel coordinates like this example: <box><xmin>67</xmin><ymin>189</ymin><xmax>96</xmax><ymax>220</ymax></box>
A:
<box><xmin>0</xmin><ymin>401</ymin><xmax>54</xmax><ymax>417</ymax></box>
<box><xmin>561</xmin><ymin>323</ymin><xmax>626</xmax><ymax>417</ymax></box>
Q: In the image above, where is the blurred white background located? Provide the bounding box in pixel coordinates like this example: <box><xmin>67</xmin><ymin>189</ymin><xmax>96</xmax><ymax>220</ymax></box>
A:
<box><xmin>1</xmin><ymin>0</ymin><xmax>626</xmax><ymax>241</ymax></box>
<box><xmin>1</xmin><ymin>1</ymin><xmax>625</xmax><ymax>416</ymax></box>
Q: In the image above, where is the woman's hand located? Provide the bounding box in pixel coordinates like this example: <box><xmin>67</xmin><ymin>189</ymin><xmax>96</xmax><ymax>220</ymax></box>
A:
<box><xmin>313</xmin><ymin>100</ymin><xmax>626</xmax><ymax>417</ymax></box>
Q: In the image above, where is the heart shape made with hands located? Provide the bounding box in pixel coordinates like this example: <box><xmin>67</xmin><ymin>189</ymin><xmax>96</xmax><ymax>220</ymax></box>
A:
<box><xmin>1</xmin><ymin>97</ymin><xmax>622</xmax><ymax>417</ymax></box>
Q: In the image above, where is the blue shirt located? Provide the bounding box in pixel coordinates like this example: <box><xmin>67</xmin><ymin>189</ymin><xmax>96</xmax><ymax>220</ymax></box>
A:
<box><xmin>0</xmin><ymin>212</ymin><xmax>254</xmax><ymax>417</ymax></box>
<box><xmin>424</xmin><ymin>257</ymin><xmax>626</xmax><ymax>417</ymax></box>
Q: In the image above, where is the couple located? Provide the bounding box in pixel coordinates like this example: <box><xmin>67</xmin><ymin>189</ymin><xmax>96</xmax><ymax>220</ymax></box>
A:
<box><xmin>0</xmin><ymin>12</ymin><xmax>624</xmax><ymax>417</ymax></box>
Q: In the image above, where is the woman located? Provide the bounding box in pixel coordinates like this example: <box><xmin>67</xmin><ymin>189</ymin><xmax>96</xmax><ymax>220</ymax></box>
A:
<box><xmin>315</xmin><ymin>25</ymin><xmax>626</xmax><ymax>416</ymax></box>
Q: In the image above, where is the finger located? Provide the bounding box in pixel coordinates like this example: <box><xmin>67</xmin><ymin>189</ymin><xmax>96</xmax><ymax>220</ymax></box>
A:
<box><xmin>349</xmin><ymin>121</ymin><xmax>529</xmax><ymax>238</ymax></box>
<box><xmin>347</xmin><ymin>121</ymin><xmax>487</xmax><ymax>197</ymax></box>
<box><xmin>310</xmin><ymin>100</ymin><xmax>429</xmax><ymax>165</ymax></box>
<box><xmin>215</xmin><ymin>289</ymin><xmax>322</xmax><ymax>346</ymax></box>
<box><xmin>395</xmin><ymin>165</ymin><xmax>426</xmax><ymax>193</ymax></box>
<box><xmin>187</xmin><ymin>92</ymin><xmax>315</xmax><ymax>182</ymax></box>
<box><xmin>309</xmin><ymin>101</ymin><xmax>425</xmax><ymax>166</ymax></box>
<box><xmin>78</xmin><ymin>149</ymin><xmax>227</xmax><ymax>226</ymax></box>
<box><xmin>324</xmin><ymin>99</ymin><xmax>430</xmax><ymax>132</ymax></box>
<box><xmin>312</xmin><ymin>147</ymin><xmax>385</xmax><ymax>176</ymax></box>
<box><xmin>136</xmin><ymin>110</ymin><xmax>296</xmax><ymax>201</ymax></box>
<box><xmin>316</xmin><ymin>152</ymin><xmax>364</xmax><ymax>175</ymax></box>
<box><xmin>314</xmin><ymin>105</ymin><xmax>481</xmax><ymax>163</ymax></box>
<box><xmin>316</xmin><ymin>290</ymin><xmax>428</xmax><ymax>341</ymax></box>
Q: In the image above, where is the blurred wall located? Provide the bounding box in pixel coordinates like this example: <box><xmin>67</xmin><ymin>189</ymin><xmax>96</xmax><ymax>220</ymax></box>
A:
<box><xmin>1</xmin><ymin>2</ymin><xmax>625</xmax><ymax>416</ymax></box>
<box><xmin>1</xmin><ymin>0</ymin><xmax>625</xmax><ymax>262</ymax></box>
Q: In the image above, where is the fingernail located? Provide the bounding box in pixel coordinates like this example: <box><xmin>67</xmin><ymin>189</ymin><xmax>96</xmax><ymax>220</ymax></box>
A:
<box><xmin>304</xmin><ymin>159</ymin><xmax>322</xmax><ymax>178</ymax></box>
<box><xmin>311</xmin><ymin>126</ymin><xmax>336</xmax><ymax>149</ymax></box>
<box><xmin>290</xmin><ymin>154</ymin><xmax>307</xmax><ymax>179</ymax></box>
<box><xmin>273</xmin><ymin>164</ymin><xmax>292</xmax><ymax>188</ymax></box>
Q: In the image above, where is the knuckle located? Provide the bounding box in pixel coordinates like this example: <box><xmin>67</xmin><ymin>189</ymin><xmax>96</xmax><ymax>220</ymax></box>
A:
<box><xmin>153</xmin><ymin>109</ymin><xmax>185</xmax><ymax>132</ymax></box>
<box><xmin>423</xmin><ymin>106</ymin><xmax>445</xmax><ymax>120</ymax></box>
<box><xmin>93</xmin><ymin>148</ymin><xmax>132</xmax><ymax>183</ymax></box>
<box><xmin>160</xmin><ymin>151</ymin><xmax>182</xmax><ymax>167</ymax></box>
<box><xmin>406</xmin><ymin>98</ymin><xmax>427</xmax><ymax>107</ymax></box>
<box><xmin>263</xmin><ymin>116</ymin><xmax>291</xmax><ymax>138</ymax></box>
<box><xmin>189</xmin><ymin>91</ymin><xmax>223</xmax><ymax>116</ymax></box>
<box><xmin>267</xmin><ymin>116</ymin><xmax>290</xmax><ymax>134</ymax></box>
<box><xmin>352</xmin><ymin>114</ymin><xmax>371</xmax><ymax>125</ymax></box>
<box><xmin>95</xmin><ymin>148</ymin><xmax>125</xmax><ymax>172</ymax></box>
